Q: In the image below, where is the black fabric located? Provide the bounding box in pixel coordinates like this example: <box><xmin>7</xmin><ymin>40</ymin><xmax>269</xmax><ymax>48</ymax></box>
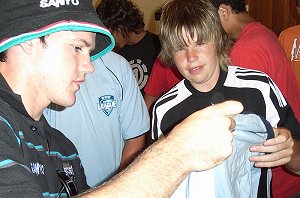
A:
<box><xmin>0</xmin><ymin>74</ymin><xmax>30</xmax><ymax>118</ymax></box>
<box><xmin>0</xmin><ymin>0</ymin><xmax>113</xmax><ymax>59</ymax></box>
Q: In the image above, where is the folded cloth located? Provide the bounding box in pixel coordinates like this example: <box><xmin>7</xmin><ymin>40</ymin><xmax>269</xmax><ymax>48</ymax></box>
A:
<box><xmin>171</xmin><ymin>113</ymin><xmax>274</xmax><ymax>198</ymax></box>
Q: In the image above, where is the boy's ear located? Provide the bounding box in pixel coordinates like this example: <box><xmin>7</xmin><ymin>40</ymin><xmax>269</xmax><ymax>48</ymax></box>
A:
<box><xmin>217</xmin><ymin>4</ymin><xmax>231</xmax><ymax>20</ymax></box>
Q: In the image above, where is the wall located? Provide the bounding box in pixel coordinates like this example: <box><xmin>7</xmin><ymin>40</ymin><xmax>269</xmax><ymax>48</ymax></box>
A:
<box><xmin>92</xmin><ymin>0</ymin><xmax>168</xmax><ymax>33</ymax></box>
<box><xmin>133</xmin><ymin>0</ymin><xmax>169</xmax><ymax>33</ymax></box>
<box><xmin>248</xmin><ymin>0</ymin><xmax>300</xmax><ymax>35</ymax></box>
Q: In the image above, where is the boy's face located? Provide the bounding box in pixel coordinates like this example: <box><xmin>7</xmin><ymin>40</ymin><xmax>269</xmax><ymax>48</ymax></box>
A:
<box><xmin>31</xmin><ymin>31</ymin><xmax>96</xmax><ymax>108</ymax></box>
<box><xmin>172</xmin><ymin>28</ymin><xmax>220</xmax><ymax>92</ymax></box>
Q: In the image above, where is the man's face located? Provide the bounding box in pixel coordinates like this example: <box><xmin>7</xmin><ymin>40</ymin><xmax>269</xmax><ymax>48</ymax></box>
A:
<box><xmin>31</xmin><ymin>31</ymin><xmax>96</xmax><ymax>108</ymax></box>
<box><xmin>172</xmin><ymin>28</ymin><xmax>220</xmax><ymax>92</ymax></box>
<box><xmin>296</xmin><ymin>0</ymin><xmax>300</xmax><ymax>15</ymax></box>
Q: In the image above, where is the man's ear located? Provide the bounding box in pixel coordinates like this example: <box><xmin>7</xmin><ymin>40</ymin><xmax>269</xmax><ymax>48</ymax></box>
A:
<box><xmin>18</xmin><ymin>40</ymin><xmax>34</xmax><ymax>54</ymax></box>
<box><xmin>217</xmin><ymin>4</ymin><xmax>231</xmax><ymax>20</ymax></box>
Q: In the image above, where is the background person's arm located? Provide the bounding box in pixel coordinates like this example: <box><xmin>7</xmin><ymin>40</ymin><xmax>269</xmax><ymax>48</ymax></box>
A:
<box><xmin>119</xmin><ymin>135</ymin><xmax>146</xmax><ymax>171</ymax></box>
<box><xmin>144</xmin><ymin>93</ymin><xmax>158</xmax><ymax>112</ymax></box>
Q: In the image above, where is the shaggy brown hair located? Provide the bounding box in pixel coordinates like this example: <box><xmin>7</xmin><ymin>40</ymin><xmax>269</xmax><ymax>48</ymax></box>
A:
<box><xmin>159</xmin><ymin>0</ymin><xmax>231</xmax><ymax>70</ymax></box>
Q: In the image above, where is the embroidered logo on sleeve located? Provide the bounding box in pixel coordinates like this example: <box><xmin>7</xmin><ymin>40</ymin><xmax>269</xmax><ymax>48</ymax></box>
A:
<box><xmin>31</xmin><ymin>162</ymin><xmax>45</xmax><ymax>175</ymax></box>
<box><xmin>63</xmin><ymin>162</ymin><xmax>75</xmax><ymax>178</ymax></box>
<box><xmin>97</xmin><ymin>95</ymin><xmax>117</xmax><ymax>116</ymax></box>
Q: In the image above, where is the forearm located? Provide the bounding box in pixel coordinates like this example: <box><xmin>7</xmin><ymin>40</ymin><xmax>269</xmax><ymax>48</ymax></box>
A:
<box><xmin>285</xmin><ymin>140</ymin><xmax>300</xmax><ymax>173</ymax></box>
<box><xmin>79</xmin><ymin>137</ymin><xmax>190</xmax><ymax>198</ymax></box>
<box><xmin>119</xmin><ymin>135</ymin><xmax>146</xmax><ymax>171</ymax></box>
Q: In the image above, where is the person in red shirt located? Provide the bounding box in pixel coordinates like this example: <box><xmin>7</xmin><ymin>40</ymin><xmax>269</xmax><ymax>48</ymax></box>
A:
<box><xmin>211</xmin><ymin>0</ymin><xmax>300</xmax><ymax>197</ymax></box>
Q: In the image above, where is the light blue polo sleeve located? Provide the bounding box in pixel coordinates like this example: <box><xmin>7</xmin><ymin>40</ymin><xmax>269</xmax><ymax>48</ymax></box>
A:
<box><xmin>102</xmin><ymin>53</ymin><xmax>150</xmax><ymax>140</ymax></box>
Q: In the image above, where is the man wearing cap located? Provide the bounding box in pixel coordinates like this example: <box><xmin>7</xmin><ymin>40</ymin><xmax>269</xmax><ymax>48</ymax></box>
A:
<box><xmin>0</xmin><ymin>0</ymin><xmax>243</xmax><ymax>197</ymax></box>
<box><xmin>0</xmin><ymin>0</ymin><xmax>114</xmax><ymax>197</ymax></box>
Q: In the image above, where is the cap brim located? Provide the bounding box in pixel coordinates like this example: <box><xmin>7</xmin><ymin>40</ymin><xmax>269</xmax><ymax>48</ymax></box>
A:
<box><xmin>0</xmin><ymin>12</ymin><xmax>115</xmax><ymax>61</ymax></box>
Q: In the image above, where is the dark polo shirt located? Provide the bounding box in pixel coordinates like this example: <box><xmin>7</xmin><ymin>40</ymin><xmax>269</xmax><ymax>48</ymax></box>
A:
<box><xmin>0</xmin><ymin>74</ymin><xmax>89</xmax><ymax>197</ymax></box>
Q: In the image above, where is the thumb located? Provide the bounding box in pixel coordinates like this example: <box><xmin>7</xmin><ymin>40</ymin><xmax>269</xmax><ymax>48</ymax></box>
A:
<box><xmin>211</xmin><ymin>100</ymin><xmax>243</xmax><ymax>116</ymax></box>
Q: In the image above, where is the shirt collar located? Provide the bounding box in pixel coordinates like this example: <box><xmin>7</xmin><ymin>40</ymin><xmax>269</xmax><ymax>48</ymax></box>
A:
<box><xmin>0</xmin><ymin>73</ymin><xmax>32</xmax><ymax>118</ymax></box>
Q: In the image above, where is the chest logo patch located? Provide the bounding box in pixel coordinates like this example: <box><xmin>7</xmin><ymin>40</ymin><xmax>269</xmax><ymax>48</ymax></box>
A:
<box><xmin>129</xmin><ymin>59</ymin><xmax>149</xmax><ymax>90</ymax></box>
<box><xmin>98</xmin><ymin>95</ymin><xmax>117</xmax><ymax>116</ymax></box>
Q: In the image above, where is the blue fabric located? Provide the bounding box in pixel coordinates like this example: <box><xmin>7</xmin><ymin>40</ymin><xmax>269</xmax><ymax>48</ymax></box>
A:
<box><xmin>171</xmin><ymin>113</ymin><xmax>274</xmax><ymax>198</ymax></box>
<box><xmin>44</xmin><ymin>52</ymin><xmax>149</xmax><ymax>187</ymax></box>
